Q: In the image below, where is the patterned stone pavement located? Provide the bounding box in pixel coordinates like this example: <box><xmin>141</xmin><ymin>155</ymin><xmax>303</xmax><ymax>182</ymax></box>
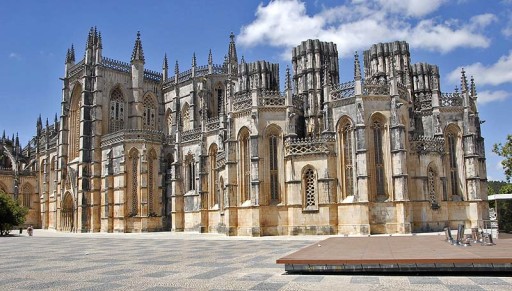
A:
<box><xmin>0</xmin><ymin>230</ymin><xmax>511</xmax><ymax>290</ymax></box>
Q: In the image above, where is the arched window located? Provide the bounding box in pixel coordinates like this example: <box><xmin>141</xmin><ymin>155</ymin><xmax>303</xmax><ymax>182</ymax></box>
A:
<box><xmin>143</xmin><ymin>95</ymin><xmax>156</xmax><ymax>130</ymax></box>
<box><xmin>239</xmin><ymin>128</ymin><xmax>250</xmax><ymax>203</ymax></box>
<box><xmin>447</xmin><ymin>131</ymin><xmax>460</xmax><ymax>198</ymax></box>
<box><xmin>339</xmin><ymin>120</ymin><xmax>354</xmax><ymax>199</ymax></box>
<box><xmin>148</xmin><ymin>149</ymin><xmax>157</xmax><ymax>215</ymax></box>
<box><xmin>303</xmin><ymin>167</ymin><xmax>317</xmax><ymax>211</ymax></box>
<box><xmin>209</xmin><ymin>144</ymin><xmax>218</xmax><ymax>208</ymax></box>
<box><xmin>212</xmin><ymin>82</ymin><xmax>223</xmax><ymax>117</ymax></box>
<box><xmin>189</xmin><ymin>159</ymin><xmax>195</xmax><ymax>191</ymax></box>
<box><xmin>269</xmin><ymin>134</ymin><xmax>279</xmax><ymax>201</ymax></box>
<box><xmin>69</xmin><ymin>84</ymin><xmax>81</xmax><ymax>160</ymax></box>
<box><xmin>22</xmin><ymin>183</ymin><xmax>32</xmax><ymax>208</ymax></box>
<box><xmin>219</xmin><ymin>177</ymin><xmax>224</xmax><ymax>209</ymax></box>
<box><xmin>129</xmin><ymin>149</ymin><xmax>139</xmax><ymax>216</ymax></box>
<box><xmin>165</xmin><ymin>110</ymin><xmax>173</xmax><ymax>136</ymax></box>
<box><xmin>428</xmin><ymin>166</ymin><xmax>439</xmax><ymax>207</ymax></box>
<box><xmin>109</xmin><ymin>88</ymin><xmax>125</xmax><ymax>133</ymax></box>
<box><xmin>182</xmin><ymin>103</ymin><xmax>190</xmax><ymax>131</ymax></box>
<box><xmin>50</xmin><ymin>156</ymin><xmax>57</xmax><ymax>195</ymax></box>
<box><xmin>371</xmin><ymin>118</ymin><xmax>387</xmax><ymax>201</ymax></box>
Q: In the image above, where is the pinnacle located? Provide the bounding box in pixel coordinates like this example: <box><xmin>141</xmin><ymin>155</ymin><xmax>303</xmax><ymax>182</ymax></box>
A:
<box><xmin>131</xmin><ymin>31</ymin><xmax>145</xmax><ymax>63</ymax></box>
<box><xmin>163</xmin><ymin>53</ymin><xmax>168</xmax><ymax>69</ymax></box>
<box><xmin>461</xmin><ymin>67</ymin><xmax>468</xmax><ymax>92</ymax></box>
<box><xmin>354</xmin><ymin>51</ymin><xmax>361</xmax><ymax>80</ymax></box>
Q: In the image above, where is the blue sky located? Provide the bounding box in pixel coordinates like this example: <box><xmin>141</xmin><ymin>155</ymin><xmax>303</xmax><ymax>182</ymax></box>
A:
<box><xmin>1</xmin><ymin>0</ymin><xmax>511</xmax><ymax>181</ymax></box>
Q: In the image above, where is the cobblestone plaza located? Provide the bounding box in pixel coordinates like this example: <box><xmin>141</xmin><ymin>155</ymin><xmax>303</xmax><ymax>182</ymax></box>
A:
<box><xmin>1</xmin><ymin>230</ymin><xmax>511</xmax><ymax>290</ymax></box>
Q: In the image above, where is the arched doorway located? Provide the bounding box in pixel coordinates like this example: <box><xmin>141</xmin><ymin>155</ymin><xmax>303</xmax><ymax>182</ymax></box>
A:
<box><xmin>61</xmin><ymin>192</ymin><xmax>74</xmax><ymax>232</ymax></box>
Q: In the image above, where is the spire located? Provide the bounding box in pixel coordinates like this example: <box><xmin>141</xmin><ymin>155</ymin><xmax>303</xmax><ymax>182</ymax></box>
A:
<box><xmin>461</xmin><ymin>68</ymin><xmax>468</xmax><ymax>92</ymax></box>
<box><xmin>162</xmin><ymin>54</ymin><xmax>169</xmax><ymax>81</ymax></box>
<box><xmin>54</xmin><ymin>113</ymin><xmax>58</xmax><ymax>124</ymax></box>
<box><xmin>97</xmin><ymin>32</ymin><xmax>102</xmax><ymax>49</ymax></box>
<box><xmin>163</xmin><ymin>53</ymin><xmax>168</xmax><ymax>70</ymax></box>
<box><xmin>228</xmin><ymin>32</ymin><xmax>238</xmax><ymax>62</ymax></box>
<box><xmin>174</xmin><ymin>60</ymin><xmax>179</xmax><ymax>75</ymax></box>
<box><xmin>227</xmin><ymin>33</ymin><xmax>239</xmax><ymax>74</ymax></box>
<box><xmin>131</xmin><ymin>31</ymin><xmax>145</xmax><ymax>63</ymax></box>
<box><xmin>86</xmin><ymin>27</ymin><xmax>94</xmax><ymax>49</ymax></box>
<box><xmin>15</xmin><ymin>133</ymin><xmax>19</xmax><ymax>148</ymax></box>
<box><xmin>65</xmin><ymin>48</ymin><xmax>70</xmax><ymax>64</ymax></box>
<box><xmin>70</xmin><ymin>44</ymin><xmax>75</xmax><ymax>62</ymax></box>
<box><xmin>285</xmin><ymin>65</ymin><xmax>291</xmax><ymax>90</ymax></box>
<box><xmin>66</xmin><ymin>44</ymin><xmax>75</xmax><ymax>64</ymax></box>
<box><xmin>354</xmin><ymin>51</ymin><xmax>361</xmax><ymax>80</ymax></box>
<box><xmin>208</xmin><ymin>49</ymin><xmax>213</xmax><ymax>65</ymax></box>
<box><xmin>470</xmin><ymin>76</ymin><xmax>477</xmax><ymax>97</ymax></box>
<box><xmin>94</xmin><ymin>26</ymin><xmax>98</xmax><ymax>46</ymax></box>
<box><xmin>2</xmin><ymin>130</ymin><xmax>5</xmax><ymax>141</ymax></box>
<box><xmin>241</xmin><ymin>55</ymin><xmax>245</xmax><ymax>64</ymax></box>
<box><xmin>192</xmin><ymin>52</ymin><xmax>196</xmax><ymax>67</ymax></box>
<box><xmin>46</xmin><ymin>118</ymin><xmax>49</xmax><ymax>128</ymax></box>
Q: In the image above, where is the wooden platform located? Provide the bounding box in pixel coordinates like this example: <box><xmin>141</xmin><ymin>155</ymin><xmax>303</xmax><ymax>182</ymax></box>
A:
<box><xmin>276</xmin><ymin>234</ymin><xmax>512</xmax><ymax>274</ymax></box>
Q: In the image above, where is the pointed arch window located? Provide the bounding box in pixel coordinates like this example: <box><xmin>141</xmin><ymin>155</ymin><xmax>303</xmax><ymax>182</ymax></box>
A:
<box><xmin>21</xmin><ymin>184</ymin><xmax>32</xmax><ymax>208</ymax></box>
<box><xmin>340</xmin><ymin>123</ymin><xmax>354</xmax><ymax>198</ymax></box>
<box><xmin>213</xmin><ymin>83</ymin><xmax>223</xmax><ymax>117</ymax></box>
<box><xmin>372</xmin><ymin>119</ymin><xmax>386</xmax><ymax>201</ymax></box>
<box><xmin>447</xmin><ymin>132</ymin><xmax>459</xmax><ymax>198</ymax></box>
<box><xmin>143</xmin><ymin>95</ymin><xmax>156</xmax><ymax>130</ymax></box>
<box><xmin>50</xmin><ymin>156</ymin><xmax>57</xmax><ymax>195</ymax></box>
<box><xmin>186</xmin><ymin>155</ymin><xmax>196</xmax><ymax>192</ymax></box>
<box><xmin>182</xmin><ymin>104</ymin><xmax>190</xmax><ymax>131</ymax></box>
<box><xmin>428</xmin><ymin>166</ymin><xmax>440</xmax><ymax>209</ymax></box>
<box><xmin>209</xmin><ymin>145</ymin><xmax>218</xmax><ymax>208</ymax></box>
<box><xmin>239</xmin><ymin>129</ymin><xmax>250</xmax><ymax>203</ymax></box>
<box><xmin>129</xmin><ymin>149</ymin><xmax>139</xmax><ymax>216</ymax></box>
<box><xmin>303</xmin><ymin>167</ymin><xmax>318</xmax><ymax>211</ymax></box>
<box><xmin>166</xmin><ymin>111</ymin><xmax>173</xmax><ymax>136</ymax></box>
<box><xmin>269</xmin><ymin>134</ymin><xmax>279</xmax><ymax>201</ymax></box>
<box><xmin>109</xmin><ymin>88</ymin><xmax>125</xmax><ymax>132</ymax></box>
<box><xmin>148</xmin><ymin>150</ymin><xmax>156</xmax><ymax>215</ymax></box>
<box><xmin>69</xmin><ymin>85</ymin><xmax>81</xmax><ymax>160</ymax></box>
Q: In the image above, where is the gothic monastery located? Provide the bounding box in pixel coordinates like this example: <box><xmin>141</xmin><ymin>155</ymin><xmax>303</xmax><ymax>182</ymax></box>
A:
<box><xmin>0</xmin><ymin>28</ymin><xmax>489</xmax><ymax>235</ymax></box>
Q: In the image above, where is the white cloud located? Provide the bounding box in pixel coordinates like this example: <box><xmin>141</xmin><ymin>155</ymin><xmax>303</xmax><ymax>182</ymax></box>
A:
<box><xmin>376</xmin><ymin>0</ymin><xmax>446</xmax><ymax>17</ymax></box>
<box><xmin>476</xmin><ymin>90</ymin><xmax>510</xmax><ymax>104</ymax></box>
<box><xmin>502</xmin><ymin>12</ymin><xmax>512</xmax><ymax>37</ymax></box>
<box><xmin>448</xmin><ymin>51</ymin><xmax>512</xmax><ymax>86</ymax></box>
<box><xmin>8</xmin><ymin>52</ymin><xmax>21</xmax><ymax>60</ymax></box>
<box><xmin>467</xmin><ymin>13</ymin><xmax>498</xmax><ymax>30</ymax></box>
<box><xmin>238</xmin><ymin>0</ymin><xmax>495</xmax><ymax>58</ymax></box>
<box><xmin>408</xmin><ymin>18</ymin><xmax>491</xmax><ymax>53</ymax></box>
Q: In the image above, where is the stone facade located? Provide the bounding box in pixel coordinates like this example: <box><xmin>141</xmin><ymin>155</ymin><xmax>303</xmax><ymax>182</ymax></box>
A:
<box><xmin>1</xmin><ymin>28</ymin><xmax>489</xmax><ymax>235</ymax></box>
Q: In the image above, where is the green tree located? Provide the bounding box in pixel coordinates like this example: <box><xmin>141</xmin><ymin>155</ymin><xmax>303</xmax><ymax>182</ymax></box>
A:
<box><xmin>0</xmin><ymin>191</ymin><xmax>28</xmax><ymax>235</ymax></box>
<box><xmin>493</xmin><ymin>134</ymin><xmax>512</xmax><ymax>182</ymax></box>
<box><xmin>496</xmin><ymin>184</ymin><xmax>512</xmax><ymax>233</ymax></box>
